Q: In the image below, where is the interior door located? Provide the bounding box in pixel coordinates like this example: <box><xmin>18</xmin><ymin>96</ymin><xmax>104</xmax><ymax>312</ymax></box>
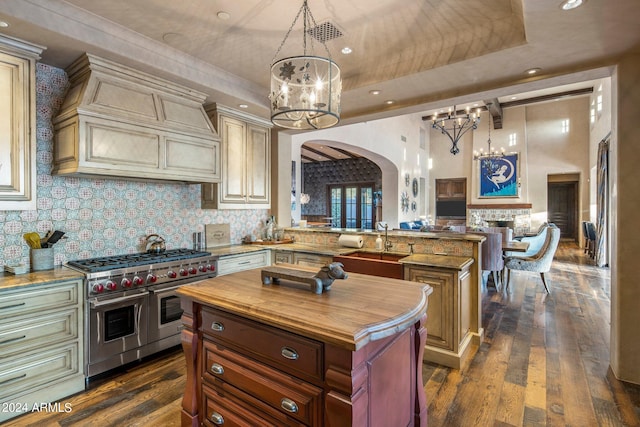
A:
<box><xmin>548</xmin><ymin>181</ymin><xmax>578</xmax><ymax>241</ymax></box>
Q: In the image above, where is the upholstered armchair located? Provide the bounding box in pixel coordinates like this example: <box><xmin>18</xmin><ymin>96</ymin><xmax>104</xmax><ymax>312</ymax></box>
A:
<box><xmin>506</xmin><ymin>223</ymin><xmax>549</xmax><ymax>257</ymax></box>
<box><xmin>468</xmin><ymin>231</ymin><xmax>504</xmax><ymax>289</ymax></box>
<box><xmin>504</xmin><ymin>225</ymin><xmax>561</xmax><ymax>293</ymax></box>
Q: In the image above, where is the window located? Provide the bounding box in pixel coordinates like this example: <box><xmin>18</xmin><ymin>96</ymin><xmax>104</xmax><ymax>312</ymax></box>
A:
<box><xmin>329</xmin><ymin>183</ymin><xmax>375</xmax><ymax>229</ymax></box>
<box><xmin>561</xmin><ymin>119</ymin><xmax>570</xmax><ymax>134</ymax></box>
<box><xmin>508</xmin><ymin>133</ymin><xmax>517</xmax><ymax>146</ymax></box>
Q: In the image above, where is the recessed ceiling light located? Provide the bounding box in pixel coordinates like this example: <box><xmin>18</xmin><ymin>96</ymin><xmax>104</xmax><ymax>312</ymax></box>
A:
<box><xmin>385</xmin><ymin>100</ymin><xmax>395</xmax><ymax>105</ymax></box>
<box><xmin>561</xmin><ymin>0</ymin><xmax>584</xmax><ymax>10</ymax></box>
<box><xmin>0</xmin><ymin>21</ymin><xmax>9</xmax><ymax>28</ymax></box>
<box><xmin>238</xmin><ymin>104</ymin><xmax>248</xmax><ymax>109</ymax></box>
<box><xmin>217</xmin><ymin>11</ymin><xmax>230</xmax><ymax>20</ymax></box>
<box><xmin>511</xmin><ymin>96</ymin><xmax>517</xmax><ymax>100</ymax></box>
<box><xmin>525</xmin><ymin>67</ymin><xmax>542</xmax><ymax>75</ymax></box>
<box><xmin>369</xmin><ymin>90</ymin><xmax>381</xmax><ymax>95</ymax></box>
<box><xmin>341</xmin><ymin>47</ymin><xmax>352</xmax><ymax>55</ymax></box>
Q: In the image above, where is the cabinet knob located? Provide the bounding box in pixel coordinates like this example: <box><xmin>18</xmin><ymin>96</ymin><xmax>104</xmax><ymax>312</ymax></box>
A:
<box><xmin>210</xmin><ymin>363</ymin><xmax>224</xmax><ymax>375</ymax></box>
<box><xmin>281</xmin><ymin>398</ymin><xmax>299</xmax><ymax>413</ymax></box>
<box><xmin>211</xmin><ymin>322</ymin><xmax>224</xmax><ymax>332</ymax></box>
<box><xmin>281</xmin><ymin>346</ymin><xmax>299</xmax><ymax>360</ymax></box>
<box><xmin>210</xmin><ymin>412</ymin><xmax>224</xmax><ymax>425</ymax></box>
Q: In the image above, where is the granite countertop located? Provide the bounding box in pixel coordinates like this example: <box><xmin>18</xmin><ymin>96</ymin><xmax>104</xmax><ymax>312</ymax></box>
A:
<box><xmin>284</xmin><ymin>227</ymin><xmax>485</xmax><ymax>242</ymax></box>
<box><xmin>0</xmin><ymin>267</ymin><xmax>85</xmax><ymax>292</ymax></box>
<box><xmin>207</xmin><ymin>242</ymin><xmax>346</xmax><ymax>257</ymax></box>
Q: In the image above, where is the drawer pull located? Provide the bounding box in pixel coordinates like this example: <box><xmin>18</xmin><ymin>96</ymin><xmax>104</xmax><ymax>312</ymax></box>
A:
<box><xmin>0</xmin><ymin>373</ymin><xmax>26</xmax><ymax>386</ymax></box>
<box><xmin>211</xmin><ymin>322</ymin><xmax>225</xmax><ymax>332</ymax></box>
<box><xmin>281</xmin><ymin>346</ymin><xmax>299</xmax><ymax>360</ymax></box>
<box><xmin>210</xmin><ymin>363</ymin><xmax>224</xmax><ymax>375</ymax></box>
<box><xmin>210</xmin><ymin>412</ymin><xmax>224</xmax><ymax>425</ymax></box>
<box><xmin>0</xmin><ymin>335</ymin><xmax>26</xmax><ymax>346</ymax></box>
<box><xmin>0</xmin><ymin>302</ymin><xmax>26</xmax><ymax>311</ymax></box>
<box><xmin>281</xmin><ymin>398</ymin><xmax>298</xmax><ymax>413</ymax></box>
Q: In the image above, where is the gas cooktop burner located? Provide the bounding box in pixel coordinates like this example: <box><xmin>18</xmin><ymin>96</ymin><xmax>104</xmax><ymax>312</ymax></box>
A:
<box><xmin>68</xmin><ymin>248</ymin><xmax>212</xmax><ymax>272</ymax></box>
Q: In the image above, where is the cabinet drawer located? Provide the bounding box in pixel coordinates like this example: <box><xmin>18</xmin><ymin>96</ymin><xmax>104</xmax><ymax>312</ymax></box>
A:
<box><xmin>217</xmin><ymin>251</ymin><xmax>269</xmax><ymax>276</ymax></box>
<box><xmin>0</xmin><ymin>308</ymin><xmax>79</xmax><ymax>359</ymax></box>
<box><xmin>274</xmin><ymin>251</ymin><xmax>293</xmax><ymax>264</ymax></box>
<box><xmin>203</xmin><ymin>341</ymin><xmax>322</xmax><ymax>426</ymax></box>
<box><xmin>202</xmin><ymin>308</ymin><xmax>323</xmax><ymax>382</ymax></box>
<box><xmin>203</xmin><ymin>384</ymin><xmax>306</xmax><ymax>427</ymax></box>
<box><xmin>0</xmin><ymin>342</ymin><xmax>81</xmax><ymax>400</ymax></box>
<box><xmin>0</xmin><ymin>280</ymin><xmax>81</xmax><ymax>317</ymax></box>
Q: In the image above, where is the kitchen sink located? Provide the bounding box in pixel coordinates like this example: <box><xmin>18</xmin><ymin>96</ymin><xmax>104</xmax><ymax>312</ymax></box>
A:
<box><xmin>333</xmin><ymin>251</ymin><xmax>407</xmax><ymax>279</ymax></box>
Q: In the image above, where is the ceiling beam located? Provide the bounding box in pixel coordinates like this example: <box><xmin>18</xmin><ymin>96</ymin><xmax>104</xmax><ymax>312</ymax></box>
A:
<box><xmin>330</xmin><ymin>147</ymin><xmax>360</xmax><ymax>159</ymax></box>
<box><xmin>302</xmin><ymin>146</ymin><xmax>339</xmax><ymax>161</ymax></box>
<box><xmin>301</xmin><ymin>154</ymin><xmax>317</xmax><ymax>163</ymax></box>
<box><xmin>483</xmin><ymin>98</ymin><xmax>503</xmax><ymax>129</ymax></box>
<box><xmin>500</xmin><ymin>87</ymin><xmax>594</xmax><ymax>109</ymax></box>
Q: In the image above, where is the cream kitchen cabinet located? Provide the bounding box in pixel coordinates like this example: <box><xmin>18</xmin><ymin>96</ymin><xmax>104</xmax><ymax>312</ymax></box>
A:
<box><xmin>217</xmin><ymin>250</ymin><xmax>271</xmax><ymax>276</ymax></box>
<box><xmin>0</xmin><ymin>35</ymin><xmax>43</xmax><ymax>210</ymax></box>
<box><xmin>273</xmin><ymin>250</ymin><xmax>333</xmax><ymax>268</ymax></box>
<box><xmin>0</xmin><ymin>279</ymin><xmax>84</xmax><ymax>422</ymax></box>
<box><xmin>202</xmin><ymin>104</ymin><xmax>271</xmax><ymax>209</ymax></box>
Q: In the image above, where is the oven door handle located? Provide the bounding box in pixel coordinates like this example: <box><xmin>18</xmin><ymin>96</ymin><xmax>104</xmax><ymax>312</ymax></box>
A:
<box><xmin>150</xmin><ymin>285</ymin><xmax>183</xmax><ymax>294</ymax></box>
<box><xmin>90</xmin><ymin>291</ymin><xmax>149</xmax><ymax>308</ymax></box>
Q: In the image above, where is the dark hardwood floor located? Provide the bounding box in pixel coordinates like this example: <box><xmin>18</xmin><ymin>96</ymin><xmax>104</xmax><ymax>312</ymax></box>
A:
<box><xmin>5</xmin><ymin>243</ymin><xmax>640</xmax><ymax>426</ymax></box>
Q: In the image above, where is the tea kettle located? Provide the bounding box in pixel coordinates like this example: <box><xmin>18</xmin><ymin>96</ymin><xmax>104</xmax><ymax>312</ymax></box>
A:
<box><xmin>145</xmin><ymin>234</ymin><xmax>166</xmax><ymax>253</ymax></box>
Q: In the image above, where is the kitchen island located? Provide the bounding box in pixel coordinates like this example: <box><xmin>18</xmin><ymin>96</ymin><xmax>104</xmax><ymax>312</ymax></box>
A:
<box><xmin>177</xmin><ymin>265</ymin><xmax>432</xmax><ymax>426</ymax></box>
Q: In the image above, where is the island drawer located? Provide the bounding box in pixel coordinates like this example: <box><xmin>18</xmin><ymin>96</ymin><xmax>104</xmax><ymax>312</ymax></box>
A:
<box><xmin>202</xmin><ymin>308</ymin><xmax>323</xmax><ymax>382</ymax></box>
<box><xmin>202</xmin><ymin>384</ymin><xmax>306</xmax><ymax>427</ymax></box>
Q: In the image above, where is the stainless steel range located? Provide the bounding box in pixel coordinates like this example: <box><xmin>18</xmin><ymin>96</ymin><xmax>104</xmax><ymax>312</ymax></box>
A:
<box><xmin>66</xmin><ymin>249</ymin><xmax>218</xmax><ymax>379</ymax></box>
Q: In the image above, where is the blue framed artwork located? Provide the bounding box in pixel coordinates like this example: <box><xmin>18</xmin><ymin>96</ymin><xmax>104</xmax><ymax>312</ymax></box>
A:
<box><xmin>478</xmin><ymin>153</ymin><xmax>519</xmax><ymax>198</ymax></box>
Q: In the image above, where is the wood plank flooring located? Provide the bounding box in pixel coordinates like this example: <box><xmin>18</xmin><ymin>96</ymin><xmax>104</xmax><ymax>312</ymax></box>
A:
<box><xmin>5</xmin><ymin>243</ymin><xmax>640</xmax><ymax>426</ymax></box>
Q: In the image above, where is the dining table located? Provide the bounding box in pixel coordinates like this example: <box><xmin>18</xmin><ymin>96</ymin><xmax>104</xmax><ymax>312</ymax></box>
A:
<box><xmin>503</xmin><ymin>240</ymin><xmax>530</xmax><ymax>253</ymax></box>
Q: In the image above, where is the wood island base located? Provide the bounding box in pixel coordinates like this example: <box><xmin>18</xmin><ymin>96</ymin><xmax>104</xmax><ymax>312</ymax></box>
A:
<box><xmin>177</xmin><ymin>265</ymin><xmax>432</xmax><ymax>426</ymax></box>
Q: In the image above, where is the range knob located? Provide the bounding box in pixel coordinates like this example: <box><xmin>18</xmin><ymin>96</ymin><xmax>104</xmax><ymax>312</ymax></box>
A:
<box><xmin>198</xmin><ymin>265</ymin><xmax>206</xmax><ymax>272</ymax></box>
<box><xmin>121</xmin><ymin>278</ymin><xmax>132</xmax><ymax>288</ymax></box>
<box><xmin>105</xmin><ymin>280</ymin><xmax>117</xmax><ymax>291</ymax></box>
<box><xmin>167</xmin><ymin>270</ymin><xmax>177</xmax><ymax>279</ymax></box>
<box><xmin>133</xmin><ymin>276</ymin><xmax>144</xmax><ymax>286</ymax></box>
<box><xmin>147</xmin><ymin>274</ymin><xmax>157</xmax><ymax>283</ymax></box>
<box><xmin>179</xmin><ymin>269</ymin><xmax>188</xmax><ymax>277</ymax></box>
<box><xmin>207</xmin><ymin>264</ymin><xmax>216</xmax><ymax>272</ymax></box>
<box><xmin>188</xmin><ymin>267</ymin><xmax>197</xmax><ymax>275</ymax></box>
<box><xmin>93</xmin><ymin>283</ymin><xmax>104</xmax><ymax>293</ymax></box>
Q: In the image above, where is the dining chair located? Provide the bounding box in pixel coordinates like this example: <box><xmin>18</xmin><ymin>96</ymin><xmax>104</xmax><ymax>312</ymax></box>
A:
<box><xmin>504</xmin><ymin>225</ymin><xmax>561</xmax><ymax>293</ymax></box>
<box><xmin>584</xmin><ymin>221</ymin><xmax>596</xmax><ymax>258</ymax></box>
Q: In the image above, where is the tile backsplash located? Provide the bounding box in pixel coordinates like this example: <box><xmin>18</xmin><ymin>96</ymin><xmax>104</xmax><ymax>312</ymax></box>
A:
<box><xmin>0</xmin><ymin>63</ymin><xmax>268</xmax><ymax>268</ymax></box>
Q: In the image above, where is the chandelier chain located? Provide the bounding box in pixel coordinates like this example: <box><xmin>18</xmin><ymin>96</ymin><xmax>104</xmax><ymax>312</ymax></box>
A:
<box><xmin>270</xmin><ymin>0</ymin><xmax>332</xmax><ymax>66</ymax></box>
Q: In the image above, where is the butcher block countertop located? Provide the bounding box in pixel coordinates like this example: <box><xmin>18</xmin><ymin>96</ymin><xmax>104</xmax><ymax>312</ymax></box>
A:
<box><xmin>0</xmin><ymin>267</ymin><xmax>84</xmax><ymax>291</ymax></box>
<box><xmin>177</xmin><ymin>264</ymin><xmax>432</xmax><ymax>351</ymax></box>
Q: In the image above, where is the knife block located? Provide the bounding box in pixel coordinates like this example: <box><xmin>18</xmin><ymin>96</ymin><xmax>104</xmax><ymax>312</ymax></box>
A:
<box><xmin>31</xmin><ymin>248</ymin><xmax>54</xmax><ymax>271</ymax></box>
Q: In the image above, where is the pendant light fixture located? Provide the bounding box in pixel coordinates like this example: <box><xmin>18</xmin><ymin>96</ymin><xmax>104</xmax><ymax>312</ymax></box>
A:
<box><xmin>269</xmin><ymin>0</ymin><xmax>342</xmax><ymax>130</ymax></box>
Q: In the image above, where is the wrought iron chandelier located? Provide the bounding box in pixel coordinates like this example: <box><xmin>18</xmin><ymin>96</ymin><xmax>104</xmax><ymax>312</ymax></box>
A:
<box><xmin>473</xmin><ymin>119</ymin><xmax>505</xmax><ymax>161</ymax></box>
<box><xmin>431</xmin><ymin>105</ymin><xmax>481</xmax><ymax>155</ymax></box>
<box><xmin>269</xmin><ymin>0</ymin><xmax>342</xmax><ymax>130</ymax></box>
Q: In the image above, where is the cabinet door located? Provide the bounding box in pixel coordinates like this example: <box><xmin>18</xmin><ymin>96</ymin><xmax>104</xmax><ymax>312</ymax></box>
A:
<box><xmin>435</xmin><ymin>178</ymin><xmax>466</xmax><ymax>200</ymax></box>
<box><xmin>246</xmin><ymin>124</ymin><xmax>270</xmax><ymax>204</ymax></box>
<box><xmin>220</xmin><ymin>115</ymin><xmax>247</xmax><ymax>204</ymax></box>
<box><xmin>292</xmin><ymin>253</ymin><xmax>332</xmax><ymax>268</ymax></box>
<box><xmin>404</xmin><ymin>266</ymin><xmax>454</xmax><ymax>351</ymax></box>
<box><xmin>273</xmin><ymin>251</ymin><xmax>293</xmax><ymax>264</ymax></box>
<box><xmin>0</xmin><ymin>40</ymin><xmax>41</xmax><ymax>210</ymax></box>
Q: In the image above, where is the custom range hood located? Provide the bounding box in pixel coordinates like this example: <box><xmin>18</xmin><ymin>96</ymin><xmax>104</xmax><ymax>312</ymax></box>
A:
<box><xmin>52</xmin><ymin>54</ymin><xmax>220</xmax><ymax>183</ymax></box>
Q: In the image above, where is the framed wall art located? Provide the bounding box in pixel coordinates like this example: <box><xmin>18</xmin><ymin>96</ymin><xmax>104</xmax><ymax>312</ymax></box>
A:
<box><xmin>478</xmin><ymin>153</ymin><xmax>519</xmax><ymax>198</ymax></box>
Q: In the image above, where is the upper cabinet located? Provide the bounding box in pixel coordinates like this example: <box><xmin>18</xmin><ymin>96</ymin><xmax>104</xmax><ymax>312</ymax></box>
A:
<box><xmin>202</xmin><ymin>104</ymin><xmax>271</xmax><ymax>209</ymax></box>
<box><xmin>0</xmin><ymin>36</ymin><xmax>43</xmax><ymax>210</ymax></box>
<box><xmin>52</xmin><ymin>54</ymin><xmax>221</xmax><ymax>184</ymax></box>
<box><xmin>436</xmin><ymin>178</ymin><xmax>467</xmax><ymax>200</ymax></box>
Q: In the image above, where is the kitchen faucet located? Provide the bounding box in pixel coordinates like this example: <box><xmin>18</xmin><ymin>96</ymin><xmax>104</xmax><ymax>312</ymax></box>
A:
<box><xmin>384</xmin><ymin>224</ymin><xmax>393</xmax><ymax>252</ymax></box>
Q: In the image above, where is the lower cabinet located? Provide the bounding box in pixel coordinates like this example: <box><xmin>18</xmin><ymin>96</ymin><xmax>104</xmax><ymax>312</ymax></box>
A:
<box><xmin>404</xmin><ymin>264</ymin><xmax>473</xmax><ymax>369</ymax></box>
<box><xmin>217</xmin><ymin>250</ymin><xmax>270</xmax><ymax>276</ymax></box>
<box><xmin>273</xmin><ymin>251</ymin><xmax>333</xmax><ymax>268</ymax></box>
<box><xmin>0</xmin><ymin>279</ymin><xmax>85</xmax><ymax>422</ymax></box>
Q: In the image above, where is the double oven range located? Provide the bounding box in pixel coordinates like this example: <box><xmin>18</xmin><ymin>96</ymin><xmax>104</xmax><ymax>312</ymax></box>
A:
<box><xmin>66</xmin><ymin>249</ymin><xmax>218</xmax><ymax>380</ymax></box>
